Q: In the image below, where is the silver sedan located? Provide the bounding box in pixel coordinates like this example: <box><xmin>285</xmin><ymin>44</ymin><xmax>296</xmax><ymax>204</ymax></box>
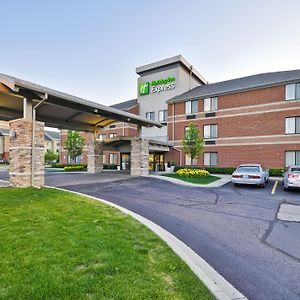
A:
<box><xmin>282</xmin><ymin>165</ymin><xmax>300</xmax><ymax>191</ymax></box>
<box><xmin>232</xmin><ymin>164</ymin><xmax>269</xmax><ymax>187</ymax></box>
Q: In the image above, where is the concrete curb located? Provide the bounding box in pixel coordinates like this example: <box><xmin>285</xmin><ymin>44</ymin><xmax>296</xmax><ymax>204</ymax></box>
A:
<box><xmin>46</xmin><ymin>185</ymin><xmax>247</xmax><ymax>300</ymax></box>
<box><xmin>147</xmin><ymin>174</ymin><xmax>231</xmax><ymax>188</ymax></box>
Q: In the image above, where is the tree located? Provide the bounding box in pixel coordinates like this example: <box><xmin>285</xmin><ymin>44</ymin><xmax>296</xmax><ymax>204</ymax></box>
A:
<box><xmin>44</xmin><ymin>151</ymin><xmax>58</xmax><ymax>163</ymax></box>
<box><xmin>181</xmin><ymin>123</ymin><xmax>204</xmax><ymax>167</ymax></box>
<box><xmin>64</xmin><ymin>131</ymin><xmax>85</xmax><ymax>163</ymax></box>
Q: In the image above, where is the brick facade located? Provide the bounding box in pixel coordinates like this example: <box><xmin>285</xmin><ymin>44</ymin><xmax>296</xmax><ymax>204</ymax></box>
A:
<box><xmin>167</xmin><ymin>85</ymin><xmax>300</xmax><ymax>168</ymax></box>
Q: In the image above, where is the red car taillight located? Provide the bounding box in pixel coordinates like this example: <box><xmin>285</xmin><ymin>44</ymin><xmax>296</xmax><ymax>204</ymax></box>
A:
<box><xmin>232</xmin><ymin>175</ymin><xmax>241</xmax><ymax>178</ymax></box>
<box><xmin>288</xmin><ymin>174</ymin><xmax>299</xmax><ymax>179</ymax></box>
<box><xmin>249</xmin><ymin>175</ymin><xmax>261</xmax><ymax>179</ymax></box>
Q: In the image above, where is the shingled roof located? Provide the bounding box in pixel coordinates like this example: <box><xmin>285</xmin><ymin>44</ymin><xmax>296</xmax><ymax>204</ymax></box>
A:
<box><xmin>110</xmin><ymin>99</ymin><xmax>137</xmax><ymax>111</ymax></box>
<box><xmin>167</xmin><ymin>69</ymin><xmax>300</xmax><ymax>103</ymax></box>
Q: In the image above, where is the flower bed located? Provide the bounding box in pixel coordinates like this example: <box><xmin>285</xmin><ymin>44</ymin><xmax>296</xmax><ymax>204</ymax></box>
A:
<box><xmin>176</xmin><ymin>168</ymin><xmax>209</xmax><ymax>178</ymax></box>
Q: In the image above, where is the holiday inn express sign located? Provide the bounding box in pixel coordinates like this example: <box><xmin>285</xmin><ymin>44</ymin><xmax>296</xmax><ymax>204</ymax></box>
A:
<box><xmin>139</xmin><ymin>76</ymin><xmax>176</xmax><ymax>96</ymax></box>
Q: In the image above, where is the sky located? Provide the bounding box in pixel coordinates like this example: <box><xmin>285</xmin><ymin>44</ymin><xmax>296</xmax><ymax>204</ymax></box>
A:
<box><xmin>1</xmin><ymin>0</ymin><xmax>300</xmax><ymax>106</ymax></box>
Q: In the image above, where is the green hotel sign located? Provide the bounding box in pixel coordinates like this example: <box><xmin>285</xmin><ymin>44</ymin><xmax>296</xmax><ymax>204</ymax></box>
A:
<box><xmin>139</xmin><ymin>76</ymin><xmax>176</xmax><ymax>96</ymax></box>
<box><xmin>139</xmin><ymin>82</ymin><xmax>150</xmax><ymax>95</ymax></box>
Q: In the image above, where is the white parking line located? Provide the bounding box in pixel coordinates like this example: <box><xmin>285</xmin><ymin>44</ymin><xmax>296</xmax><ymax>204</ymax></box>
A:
<box><xmin>271</xmin><ymin>181</ymin><xmax>278</xmax><ymax>195</ymax></box>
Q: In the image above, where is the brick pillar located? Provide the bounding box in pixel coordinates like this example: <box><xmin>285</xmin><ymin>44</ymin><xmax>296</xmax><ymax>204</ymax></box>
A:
<box><xmin>130</xmin><ymin>138</ymin><xmax>149</xmax><ymax>176</ymax></box>
<box><xmin>9</xmin><ymin>119</ymin><xmax>45</xmax><ymax>188</ymax></box>
<box><xmin>87</xmin><ymin>141</ymin><xmax>103</xmax><ymax>173</ymax></box>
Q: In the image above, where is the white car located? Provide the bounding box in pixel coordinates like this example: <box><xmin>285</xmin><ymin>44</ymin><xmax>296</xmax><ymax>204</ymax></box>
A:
<box><xmin>232</xmin><ymin>164</ymin><xmax>269</xmax><ymax>187</ymax></box>
<box><xmin>282</xmin><ymin>165</ymin><xmax>300</xmax><ymax>191</ymax></box>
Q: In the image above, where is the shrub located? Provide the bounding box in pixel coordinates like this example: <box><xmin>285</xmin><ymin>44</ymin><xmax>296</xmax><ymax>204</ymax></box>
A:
<box><xmin>44</xmin><ymin>151</ymin><xmax>58</xmax><ymax>163</ymax></box>
<box><xmin>269</xmin><ymin>168</ymin><xmax>285</xmax><ymax>177</ymax></box>
<box><xmin>176</xmin><ymin>168</ymin><xmax>209</xmax><ymax>178</ymax></box>
<box><xmin>103</xmin><ymin>164</ymin><xmax>118</xmax><ymax>170</ymax></box>
<box><xmin>51</xmin><ymin>163</ymin><xmax>87</xmax><ymax>169</ymax></box>
<box><xmin>174</xmin><ymin>166</ymin><xmax>286</xmax><ymax>176</ymax></box>
<box><xmin>64</xmin><ymin>165</ymin><xmax>86</xmax><ymax>172</ymax></box>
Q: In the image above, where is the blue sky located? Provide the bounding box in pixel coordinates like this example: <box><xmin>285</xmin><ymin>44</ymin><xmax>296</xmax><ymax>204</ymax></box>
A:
<box><xmin>1</xmin><ymin>0</ymin><xmax>300</xmax><ymax>106</ymax></box>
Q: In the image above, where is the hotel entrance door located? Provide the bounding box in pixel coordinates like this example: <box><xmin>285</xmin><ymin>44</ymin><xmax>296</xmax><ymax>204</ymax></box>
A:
<box><xmin>148</xmin><ymin>153</ymin><xmax>165</xmax><ymax>172</ymax></box>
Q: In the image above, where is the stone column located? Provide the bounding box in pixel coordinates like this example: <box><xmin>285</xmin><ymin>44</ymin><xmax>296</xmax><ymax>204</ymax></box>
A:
<box><xmin>130</xmin><ymin>138</ymin><xmax>149</xmax><ymax>176</ymax></box>
<box><xmin>9</xmin><ymin>119</ymin><xmax>45</xmax><ymax>188</ymax></box>
<box><xmin>87</xmin><ymin>141</ymin><xmax>103</xmax><ymax>173</ymax></box>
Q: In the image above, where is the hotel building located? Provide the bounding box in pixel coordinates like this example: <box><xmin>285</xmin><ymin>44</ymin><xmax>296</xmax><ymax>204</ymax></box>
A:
<box><xmin>61</xmin><ymin>55</ymin><xmax>300</xmax><ymax>170</ymax></box>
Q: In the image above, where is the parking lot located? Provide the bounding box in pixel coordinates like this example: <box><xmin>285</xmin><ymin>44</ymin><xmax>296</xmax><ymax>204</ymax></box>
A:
<box><xmin>1</xmin><ymin>170</ymin><xmax>300</xmax><ymax>300</ymax></box>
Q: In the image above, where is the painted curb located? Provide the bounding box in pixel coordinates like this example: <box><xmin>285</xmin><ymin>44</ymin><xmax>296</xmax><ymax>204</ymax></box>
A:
<box><xmin>46</xmin><ymin>185</ymin><xmax>247</xmax><ymax>300</ymax></box>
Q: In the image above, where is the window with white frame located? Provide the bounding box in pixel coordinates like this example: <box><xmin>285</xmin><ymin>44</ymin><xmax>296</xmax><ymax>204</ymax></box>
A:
<box><xmin>285</xmin><ymin>151</ymin><xmax>300</xmax><ymax>167</ymax></box>
<box><xmin>285</xmin><ymin>117</ymin><xmax>300</xmax><ymax>134</ymax></box>
<box><xmin>285</xmin><ymin>83</ymin><xmax>300</xmax><ymax>100</ymax></box>
<box><xmin>98</xmin><ymin>134</ymin><xmax>106</xmax><ymax>141</ymax></box>
<box><xmin>158</xmin><ymin>110</ymin><xmax>168</xmax><ymax>122</ymax></box>
<box><xmin>203</xmin><ymin>152</ymin><xmax>218</xmax><ymax>166</ymax></box>
<box><xmin>204</xmin><ymin>97</ymin><xmax>218</xmax><ymax>112</ymax></box>
<box><xmin>203</xmin><ymin>124</ymin><xmax>218</xmax><ymax>138</ymax></box>
<box><xmin>109</xmin><ymin>153</ymin><xmax>118</xmax><ymax>165</ymax></box>
<box><xmin>185</xmin><ymin>100</ymin><xmax>198</xmax><ymax>114</ymax></box>
<box><xmin>146</xmin><ymin>111</ymin><xmax>155</xmax><ymax>120</ymax></box>
<box><xmin>109</xmin><ymin>133</ymin><xmax>116</xmax><ymax>139</ymax></box>
<box><xmin>185</xmin><ymin>154</ymin><xmax>197</xmax><ymax>166</ymax></box>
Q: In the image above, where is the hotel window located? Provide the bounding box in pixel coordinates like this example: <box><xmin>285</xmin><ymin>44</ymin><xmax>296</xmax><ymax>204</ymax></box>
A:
<box><xmin>146</xmin><ymin>111</ymin><xmax>155</xmax><ymax>120</ymax></box>
<box><xmin>98</xmin><ymin>134</ymin><xmax>106</xmax><ymax>141</ymax></box>
<box><xmin>204</xmin><ymin>97</ymin><xmax>218</xmax><ymax>112</ymax></box>
<box><xmin>158</xmin><ymin>110</ymin><xmax>168</xmax><ymax>122</ymax></box>
<box><xmin>204</xmin><ymin>152</ymin><xmax>218</xmax><ymax>166</ymax></box>
<box><xmin>285</xmin><ymin>151</ymin><xmax>300</xmax><ymax>167</ymax></box>
<box><xmin>109</xmin><ymin>153</ymin><xmax>118</xmax><ymax>165</ymax></box>
<box><xmin>109</xmin><ymin>133</ymin><xmax>116</xmax><ymax>139</ymax></box>
<box><xmin>285</xmin><ymin>83</ymin><xmax>300</xmax><ymax>100</ymax></box>
<box><xmin>185</xmin><ymin>100</ymin><xmax>198</xmax><ymax>114</ymax></box>
<box><xmin>285</xmin><ymin>117</ymin><xmax>300</xmax><ymax>134</ymax></box>
<box><xmin>185</xmin><ymin>154</ymin><xmax>197</xmax><ymax>166</ymax></box>
<box><xmin>204</xmin><ymin>124</ymin><xmax>218</xmax><ymax>138</ymax></box>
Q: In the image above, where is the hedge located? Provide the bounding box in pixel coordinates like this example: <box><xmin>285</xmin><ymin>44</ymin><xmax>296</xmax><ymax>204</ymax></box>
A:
<box><xmin>103</xmin><ymin>164</ymin><xmax>118</xmax><ymax>170</ymax></box>
<box><xmin>51</xmin><ymin>163</ymin><xmax>87</xmax><ymax>169</ymax></box>
<box><xmin>52</xmin><ymin>163</ymin><xmax>119</xmax><ymax>170</ymax></box>
<box><xmin>64</xmin><ymin>165</ymin><xmax>86</xmax><ymax>172</ymax></box>
<box><xmin>174</xmin><ymin>166</ymin><xmax>285</xmax><ymax>176</ymax></box>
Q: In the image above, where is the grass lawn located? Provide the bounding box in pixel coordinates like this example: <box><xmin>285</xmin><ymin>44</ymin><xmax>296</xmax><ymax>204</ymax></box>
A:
<box><xmin>0</xmin><ymin>188</ymin><xmax>212</xmax><ymax>300</ymax></box>
<box><xmin>162</xmin><ymin>174</ymin><xmax>220</xmax><ymax>185</ymax></box>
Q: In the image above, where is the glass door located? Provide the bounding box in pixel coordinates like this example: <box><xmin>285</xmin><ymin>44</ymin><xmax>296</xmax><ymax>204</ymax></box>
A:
<box><xmin>121</xmin><ymin>153</ymin><xmax>131</xmax><ymax>170</ymax></box>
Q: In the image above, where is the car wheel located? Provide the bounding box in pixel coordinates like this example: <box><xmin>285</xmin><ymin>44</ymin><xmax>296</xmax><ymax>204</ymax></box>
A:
<box><xmin>259</xmin><ymin>181</ymin><xmax>266</xmax><ymax>188</ymax></box>
<box><xmin>233</xmin><ymin>183</ymin><xmax>239</xmax><ymax>187</ymax></box>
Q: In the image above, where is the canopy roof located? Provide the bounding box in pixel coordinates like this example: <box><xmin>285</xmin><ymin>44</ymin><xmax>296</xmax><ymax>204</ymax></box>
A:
<box><xmin>0</xmin><ymin>74</ymin><xmax>161</xmax><ymax>131</ymax></box>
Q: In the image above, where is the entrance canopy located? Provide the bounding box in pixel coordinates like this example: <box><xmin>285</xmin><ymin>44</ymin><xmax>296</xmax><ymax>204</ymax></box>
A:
<box><xmin>0</xmin><ymin>74</ymin><xmax>162</xmax><ymax>131</ymax></box>
<box><xmin>103</xmin><ymin>136</ymin><xmax>171</xmax><ymax>153</ymax></box>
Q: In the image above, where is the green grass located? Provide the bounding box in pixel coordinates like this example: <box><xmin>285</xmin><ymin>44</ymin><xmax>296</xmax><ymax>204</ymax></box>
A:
<box><xmin>0</xmin><ymin>188</ymin><xmax>212</xmax><ymax>300</ymax></box>
<box><xmin>162</xmin><ymin>174</ymin><xmax>220</xmax><ymax>185</ymax></box>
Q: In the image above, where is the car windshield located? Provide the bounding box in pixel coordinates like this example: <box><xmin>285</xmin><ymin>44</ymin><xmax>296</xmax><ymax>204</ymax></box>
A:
<box><xmin>237</xmin><ymin>166</ymin><xmax>260</xmax><ymax>173</ymax></box>
<box><xmin>291</xmin><ymin>167</ymin><xmax>300</xmax><ymax>173</ymax></box>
